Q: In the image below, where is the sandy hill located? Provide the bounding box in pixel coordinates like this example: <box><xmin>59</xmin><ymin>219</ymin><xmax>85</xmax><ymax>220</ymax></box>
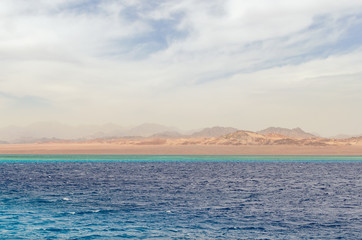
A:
<box><xmin>203</xmin><ymin>130</ymin><xmax>331</xmax><ymax>146</ymax></box>
<box><xmin>214</xmin><ymin>130</ymin><xmax>268</xmax><ymax>145</ymax></box>
<box><xmin>258</xmin><ymin>127</ymin><xmax>316</xmax><ymax>139</ymax></box>
<box><xmin>2</xmin><ymin>122</ymin><xmax>361</xmax><ymax>147</ymax></box>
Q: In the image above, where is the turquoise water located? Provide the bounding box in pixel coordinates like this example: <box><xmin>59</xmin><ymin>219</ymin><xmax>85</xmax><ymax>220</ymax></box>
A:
<box><xmin>1</xmin><ymin>154</ymin><xmax>362</xmax><ymax>162</ymax></box>
<box><xmin>0</xmin><ymin>155</ymin><xmax>361</xmax><ymax>239</ymax></box>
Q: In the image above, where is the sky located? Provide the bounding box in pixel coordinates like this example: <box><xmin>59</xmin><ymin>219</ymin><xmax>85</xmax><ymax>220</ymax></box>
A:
<box><xmin>1</xmin><ymin>0</ymin><xmax>362</xmax><ymax>136</ymax></box>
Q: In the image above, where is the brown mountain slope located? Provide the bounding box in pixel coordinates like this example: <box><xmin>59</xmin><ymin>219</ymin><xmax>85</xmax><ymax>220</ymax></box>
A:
<box><xmin>191</xmin><ymin>126</ymin><xmax>239</xmax><ymax>138</ymax></box>
<box><xmin>258</xmin><ymin>127</ymin><xmax>316</xmax><ymax>139</ymax></box>
<box><xmin>208</xmin><ymin>130</ymin><xmax>331</xmax><ymax>146</ymax></box>
<box><xmin>214</xmin><ymin>130</ymin><xmax>268</xmax><ymax>145</ymax></box>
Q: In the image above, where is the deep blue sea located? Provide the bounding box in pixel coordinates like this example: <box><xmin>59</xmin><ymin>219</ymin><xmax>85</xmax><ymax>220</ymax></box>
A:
<box><xmin>0</xmin><ymin>155</ymin><xmax>361</xmax><ymax>239</ymax></box>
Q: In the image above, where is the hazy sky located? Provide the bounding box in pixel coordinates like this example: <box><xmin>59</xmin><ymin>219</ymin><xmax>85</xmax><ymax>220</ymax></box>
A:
<box><xmin>1</xmin><ymin>0</ymin><xmax>362</xmax><ymax>136</ymax></box>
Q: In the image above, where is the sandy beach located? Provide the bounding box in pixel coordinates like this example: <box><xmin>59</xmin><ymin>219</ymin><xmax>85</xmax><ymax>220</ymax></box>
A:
<box><xmin>0</xmin><ymin>143</ymin><xmax>361</xmax><ymax>155</ymax></box>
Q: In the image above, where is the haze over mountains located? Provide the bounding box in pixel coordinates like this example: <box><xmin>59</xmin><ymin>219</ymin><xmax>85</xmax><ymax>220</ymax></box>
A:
<box><xmin>0</xmin><ymin>122</ymin><xmax>360</xmax><ymax>144</ymax></box>
<box><xmin>190</xmin><ymin>127</ymin><xmax>239</xmax><ymax>138</ymax></box>
<box><xmin>0</xmin><ymin>122</ymin><xmax>240</xmax><ymax>143</ymax></box>
<box><xmin>0</xmin><ymin>122</ymin><xmax>178</xmax><ymax>143</ymax></box>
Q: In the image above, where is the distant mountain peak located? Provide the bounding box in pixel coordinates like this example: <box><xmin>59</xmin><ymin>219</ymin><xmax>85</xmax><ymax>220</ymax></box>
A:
<box><xmin>191</xmin><ymin>126</ymin><xmax>239</xmax><ymax>138</ymax></box>
<box><xmin>258</xmin><ymin>127</ymin><xmax>316</xmax><ymax>139</ymax></box>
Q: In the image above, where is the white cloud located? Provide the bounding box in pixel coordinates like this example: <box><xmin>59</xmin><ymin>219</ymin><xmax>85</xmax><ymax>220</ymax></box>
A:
<box><xmin>0</xmin><ymin>0</ymin><xmax>362</xmax><ymax>135</ymax></box>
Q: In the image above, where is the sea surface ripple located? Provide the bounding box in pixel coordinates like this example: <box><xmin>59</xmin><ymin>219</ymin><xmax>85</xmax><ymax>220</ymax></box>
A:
<box><xmin>0</xmin><ymin>156</ymin><xmax>361</xmax><ymax>239</ymax></box>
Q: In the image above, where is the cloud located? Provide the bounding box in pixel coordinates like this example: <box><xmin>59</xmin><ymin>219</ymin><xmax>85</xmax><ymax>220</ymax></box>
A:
<box><xmin>1</xmin><ymin>0</ymin><xmax>362</xmax><ymax>135</ymax></box>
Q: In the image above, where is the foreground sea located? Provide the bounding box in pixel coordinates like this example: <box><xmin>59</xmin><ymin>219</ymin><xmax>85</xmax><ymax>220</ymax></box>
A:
<box><xmin>0</xmin><ymin>155</ymin><xmax>361</xmax><ymax>239</ymax></box>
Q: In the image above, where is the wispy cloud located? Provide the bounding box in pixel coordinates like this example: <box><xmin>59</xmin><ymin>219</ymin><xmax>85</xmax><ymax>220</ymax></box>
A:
<box><xmin>1</xmin><ymin>0</ymin><xmax>362</xmax><ymax>135</ymax></box>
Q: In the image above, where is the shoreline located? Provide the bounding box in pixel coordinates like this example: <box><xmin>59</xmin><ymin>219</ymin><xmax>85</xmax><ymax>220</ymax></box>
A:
<box><xmin>0</xmin><ymin>143</ymin><xmax>361</xmax><ymax>155</ymax></box>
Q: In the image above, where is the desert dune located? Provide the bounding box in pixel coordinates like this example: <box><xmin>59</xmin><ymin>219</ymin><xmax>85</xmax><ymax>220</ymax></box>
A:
<box><xmin>0</xmin><ymin>142</ymin><xmax>361</xmax><ymax>155</ymax></box>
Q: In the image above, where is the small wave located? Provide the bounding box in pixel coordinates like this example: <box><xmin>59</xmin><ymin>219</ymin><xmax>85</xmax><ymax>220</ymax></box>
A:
<box><xmin>46</xmin><ymin>227</ymin><xmax>70</xmax><ymax>233</ymax></box>
<box><xmin>73</xmin><ymin>209</ymin><xmax>115</xmax><ymax>215</ymax></box>
<box><xmin>70</xmin><ymin>234</ymin><xmax>105</xmax><ymax>239</ymax></box>
<box><xmin>29</xmin><ymin>198</ymin><xmax>55</xmax><ymax>204</ymax></box>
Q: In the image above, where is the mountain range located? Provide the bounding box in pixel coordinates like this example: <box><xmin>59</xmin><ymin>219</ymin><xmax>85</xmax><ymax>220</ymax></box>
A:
<box><xmin>0</xmin><ymin>122</ymin><xmax>243</xmax><ymax>143</ymax></box>
<box><xmin>0</xmin><ymin>122</ymin><xmax>176</xmax><ymax>143</ymax></box>
<box><xmin>0</xmin><ymin>122</ymin><xmax>360</xmax><ymax>145</ymax></box>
